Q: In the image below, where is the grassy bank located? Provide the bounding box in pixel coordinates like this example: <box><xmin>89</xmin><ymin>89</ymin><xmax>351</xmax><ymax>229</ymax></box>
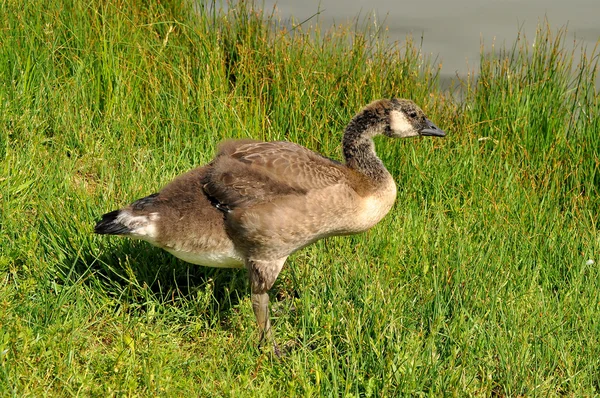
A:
<box><xmin>1</xmin><ymin>0</ymin><xmax>599</xmax><ymax>395</ymax></box>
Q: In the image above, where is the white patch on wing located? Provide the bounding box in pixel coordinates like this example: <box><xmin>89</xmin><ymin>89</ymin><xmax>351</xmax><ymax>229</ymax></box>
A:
<box><xmin>164</xmin><ymin>247</ymin><xmax>244</xmax><ymax>268</ymax></box>
<box><xmin>116</xmin><ymin>211</ymin><xmax>159</xmax><ymax>241</ymax></box>
<box><xmin>390</xmin><ymin>110</ymin><xmax>418</xmax><ymax>137</ymax></box>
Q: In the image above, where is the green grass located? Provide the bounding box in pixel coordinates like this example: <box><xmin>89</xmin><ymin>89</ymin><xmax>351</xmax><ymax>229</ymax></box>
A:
<box><xmin>1</xmin><ymin>0</ymin><xmax>599</xmax><ymax>396</ymax></box>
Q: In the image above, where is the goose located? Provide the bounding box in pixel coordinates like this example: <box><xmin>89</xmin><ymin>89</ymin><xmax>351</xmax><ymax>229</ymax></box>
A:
<box><xmin>94</xmin><ymin>98</ymin><xmax>446</xmax><ymax>355</ymax></box>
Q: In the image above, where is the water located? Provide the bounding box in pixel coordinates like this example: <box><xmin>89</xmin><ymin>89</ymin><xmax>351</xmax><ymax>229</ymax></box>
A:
<box><xmin>259</xmin><ymin>0</ymin><xmax>600</xmax><ymax>84</ymax></box>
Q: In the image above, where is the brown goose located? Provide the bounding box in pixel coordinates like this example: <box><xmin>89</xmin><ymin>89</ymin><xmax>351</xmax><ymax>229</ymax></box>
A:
<box><xmin>94</xmin><ymin>98</ymin><xmax>446</xmax><ymax>355</ymax></box>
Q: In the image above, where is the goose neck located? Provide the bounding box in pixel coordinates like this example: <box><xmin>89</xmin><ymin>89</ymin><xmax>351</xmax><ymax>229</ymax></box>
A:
<box><xmin>342</xmin><ymin>115</ymin><xmax>390</xmax><ymax>183</ymax></box>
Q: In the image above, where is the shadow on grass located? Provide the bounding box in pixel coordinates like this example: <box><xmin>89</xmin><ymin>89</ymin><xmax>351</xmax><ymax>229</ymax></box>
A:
<box><xmin>39</xmin><ymin>211</ymin><xmax>254</xmax><ymax>330</ymax></box>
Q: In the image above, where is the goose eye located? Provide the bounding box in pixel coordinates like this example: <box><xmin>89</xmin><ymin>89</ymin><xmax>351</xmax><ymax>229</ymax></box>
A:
<box><xmin>408</xmin><ymin>111</ymin><xmax>418</xmax><ymax>118</ymax></box>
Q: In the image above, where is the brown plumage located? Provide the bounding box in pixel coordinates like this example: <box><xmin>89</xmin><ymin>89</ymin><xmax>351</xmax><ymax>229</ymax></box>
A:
<box><xmin>94</xmin><ymin>98</ymin><xmax>446</xmax><ymax>355</ymax></box>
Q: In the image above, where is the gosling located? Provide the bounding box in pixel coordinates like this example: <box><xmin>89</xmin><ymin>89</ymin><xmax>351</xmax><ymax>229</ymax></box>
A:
<box><xmin>94</xmin><ymin>99</ymin><xmax>446</xmax><ymax>355</ymax></box>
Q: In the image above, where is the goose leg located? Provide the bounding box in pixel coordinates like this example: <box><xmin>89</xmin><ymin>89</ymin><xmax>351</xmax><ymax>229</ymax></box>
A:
<box><xmin>251</xmin><ymin>291</ymin><xmax>280</xmax><ymax>356</ymax></box>
<box><xmin>246</xmin><ymin>258</ymin><xmax>287</xmax><ymax>357</ymax></box>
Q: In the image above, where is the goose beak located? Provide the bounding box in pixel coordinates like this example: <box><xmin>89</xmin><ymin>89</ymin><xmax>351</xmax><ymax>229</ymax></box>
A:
<box><xmin>420</xmin><ymin>118</ymin><xmax>446</xmax><ymax>137</ymax></box>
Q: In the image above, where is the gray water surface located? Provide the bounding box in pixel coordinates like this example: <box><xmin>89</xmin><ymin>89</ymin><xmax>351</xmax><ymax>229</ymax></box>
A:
<box><xmin>261</xmin><ymin>0</ymin><xmax>600</xmax><ymax>83</ymax></box>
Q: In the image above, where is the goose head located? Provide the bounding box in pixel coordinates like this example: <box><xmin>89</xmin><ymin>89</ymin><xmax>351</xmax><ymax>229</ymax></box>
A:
<box><xmin>385</xmin><ymin>98</ymin><xmax>446</xmax><ymax>138</ymax></box>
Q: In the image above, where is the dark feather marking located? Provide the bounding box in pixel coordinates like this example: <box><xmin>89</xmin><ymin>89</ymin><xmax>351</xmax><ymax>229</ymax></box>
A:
<box><xmin>131</xmin><ymin>193</ymin><xmax>159</xmax><ymax>210</ymax></box>
<box><xmin>202</xmin><ymin>183</ymin><xmax>232</xmax><ymax>213</ymax></box>
<box><xmin>94</xmin><ymin>210</ymin><xmax>131</xmax><ymax>235</ymax></box>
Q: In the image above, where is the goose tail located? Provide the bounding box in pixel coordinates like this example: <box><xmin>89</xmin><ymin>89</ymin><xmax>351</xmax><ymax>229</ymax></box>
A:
<box><xmin>95</xmin><ymin>194</ymin><xmax>160</xmax><ymax>239</ymax></box>
<box><xmin>94</xmin><ymin>210</ymin><xmax>133</xmax><ymax>235</ymax></box>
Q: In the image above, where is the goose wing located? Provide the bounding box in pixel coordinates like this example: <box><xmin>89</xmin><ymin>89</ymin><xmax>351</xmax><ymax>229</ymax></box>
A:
<box><xmin>202</xmin><ymin>140</ymin><xmax>347</xmax><ymax>209</ymax></box>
